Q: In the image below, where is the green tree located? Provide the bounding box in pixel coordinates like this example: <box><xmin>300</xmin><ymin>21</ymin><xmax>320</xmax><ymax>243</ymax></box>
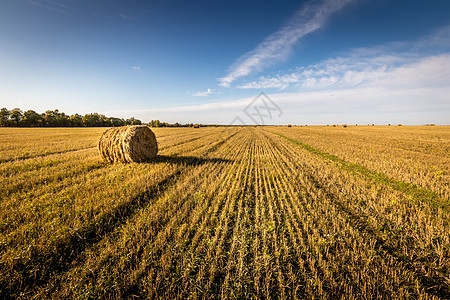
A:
<box><xmin>0</xmin><ymin>107</ymin><xmax>144</xmax><ymax>127</ymax></box>
<box><xmin>56</xmin><ymin>112</ymin><xmax>71</xmax><ymax>126</ymax></box>
<box><xmin>127</xmin><ymin>117</ymin><xmax>141</xmax><ymax>125</ymax></box>
<box><xmin>82</xmin><ymin>113</ymin><xmax>104</xmax><ymax>127</ymax></box>
<box><xmin>0</xmin><ymin>108</ymin><xmax>10</xmax><ymax>126</ymax></box>
<box><xmin>22</xmin><ymin>110</ymin><xmax>42</xmax><ymax>126</ymax></box>
<box><xmin>101</xmin><ymin>114</ymin><xmax>109</xmax><ymax>126</ymax></box>
<box><xmin>42</xmin><ymin>110</ymin><xmax>58</xmax><ymax>126</ymax></box>
<box><xmin>69</xmin><ymin>114</ymin><xmax>83</xmax><ymax>127</ymax></box>
<box><xmin>10</xmin><ymin>108</ymin><xmax>23</xmax><ymax>126</ymax></box>
<box><xmin>149</xmin><ymin>120</ymin><xmax>161</xmax><ymax>127</ymax></box>
<box><xmin>109</xmin><ymin>117</ymin><xmax>125</xmax><ymax>127</ymax></box>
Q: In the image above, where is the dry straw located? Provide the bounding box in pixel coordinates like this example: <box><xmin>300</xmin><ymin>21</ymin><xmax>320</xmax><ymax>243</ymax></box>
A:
<box><xmin>98</xmin><ymin>125</ymin><xmax>158</xmax><ymax>163</ymax></box>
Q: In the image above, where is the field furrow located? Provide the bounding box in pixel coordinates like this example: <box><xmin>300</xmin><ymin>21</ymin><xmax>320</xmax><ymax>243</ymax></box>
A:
<box><xmin>34</xmin><ymin>128</ymin><xmax>245</xmax><ymax>298</ymax></box>
<box><xmin>0</xmin><ymin>126</ymin><xmax>448</xmax><ymax>299</ymax></box>
<box><xmin>263</xmin><ymin>129</ymin><xmax>449</xmax><ymax>298</ymax></box>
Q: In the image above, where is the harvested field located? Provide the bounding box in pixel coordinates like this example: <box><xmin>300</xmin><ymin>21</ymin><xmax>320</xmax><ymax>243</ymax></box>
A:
<box><xmin>0</xmin><ymin>126</ymin><xmax>449</xmax><ymax>299</ymax></box>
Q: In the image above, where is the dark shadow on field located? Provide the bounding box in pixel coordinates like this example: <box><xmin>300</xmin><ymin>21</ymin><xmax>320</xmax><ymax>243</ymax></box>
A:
<box><xmin>144</xmin><ymin>155</ymin><xmax>233</xmax><ymax>166</ymax></box>
<box><xmin>0</xmin><ymin>156</ymin><xmax>232</xmax><ymax>299</ymax></box>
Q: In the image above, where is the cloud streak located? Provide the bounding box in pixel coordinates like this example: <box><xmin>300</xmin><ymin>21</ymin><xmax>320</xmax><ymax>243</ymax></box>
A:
<box><xmin>193</xmin><ymin>88</ymin><xmax>213</xmax><ymax>96</ymax></box>
<box><xmin>107</xmin><ymin>26</ymin><xmax>450</xmax><ymax>125</ymax></box>
<box><xmin>27</xmin><ymin>0</ymin><xmax>70</xmax><ymax>13</ymax></box>
<box><xmin>110</xmin><ymin>51</ymin><xmax>450</xmax><ymax>124</ymax></box>
<box><xmin>218</xmin><ymin>0</ymin><xmax>354</xmax><ymax>87</ymax></box>
<box><xmin>107</xmin><ymin>71</ymin><xmax>450</xmax><ymax>125</ymax></box>
<box><xmin>237</xmin><ymin>26</ymin><xmax>450</xmax><ymax>91</ymax></box>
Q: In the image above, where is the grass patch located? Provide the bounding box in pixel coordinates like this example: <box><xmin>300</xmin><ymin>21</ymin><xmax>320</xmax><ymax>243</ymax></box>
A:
<box><xmin>274</xmin><ymin>132</ymin><xmax>448</xmax><ymax>211</ymax></box>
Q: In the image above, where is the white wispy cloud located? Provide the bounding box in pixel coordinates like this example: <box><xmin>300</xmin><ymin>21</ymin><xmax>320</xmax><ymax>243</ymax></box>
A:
<box><xmin>119</xmin><ymin>13</ymin><xmax>134</xmax><ymax>20</ymax></box>
<box><xmin>193</xmin><ymin>88</ymin><xmax>213</xmax><ymax>97</ymax></box>
<box><xmin>27</xmin><ymin>0</ymin><xmax>70</xmax><ymax>13</ymax></box>
<box><xmin>109</xmin><ymin>52</ymin><xmax>450</xmax><ymax>125</ymax></box>
<box><xmin>218</xmin><ymin>0</ymin><xmax>354</xmax><ymax>87</ymax></box>
<box><xmin>238</xmin><ymin>53</ymin><xmax>407</xmax><ymax>90</ymax></box>
<box><xmin>106</xmin><ymin>71</ymin><xmax>450</xmax><ymax>125</ymax></box>
<box><xmin>108</xmin><ymin>28</ymin><xmax>450</xmax><ymax>125</ymax></box>
<box><xmin>238</xmin><ymin>26</ymin><xmax>450</xmax><ymax>91</ymax></box>
<box><xmin>131</xmin><ymin>66</ymin><xmax>141</xmax><ymax>70</ymax></box>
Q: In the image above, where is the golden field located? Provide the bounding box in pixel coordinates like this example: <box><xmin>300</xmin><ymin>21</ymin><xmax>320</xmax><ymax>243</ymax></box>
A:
<box><xmin>0</xmin><ymin>126</ymin><xmax>448</xmax><ymax>299</ymax></box>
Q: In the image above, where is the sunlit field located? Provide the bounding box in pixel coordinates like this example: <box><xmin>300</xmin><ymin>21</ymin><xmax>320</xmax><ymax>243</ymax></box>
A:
<box><xmin>0</xmin><ymin>126</ymin><xmax>449</xmax><ymax>299</ymax></box>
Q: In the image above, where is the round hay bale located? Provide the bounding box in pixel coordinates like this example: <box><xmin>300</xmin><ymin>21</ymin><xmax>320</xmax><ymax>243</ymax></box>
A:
<box><xmin>98</xmin><ymin>125</ymin><xmax>158</xmax><ymax>163</ymax></box>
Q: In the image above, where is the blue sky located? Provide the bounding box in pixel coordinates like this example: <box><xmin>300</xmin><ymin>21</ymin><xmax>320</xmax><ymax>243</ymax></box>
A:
<box><xmin>1</xmin><ymin>0</ymin><xmax>449</xmax><ymax>124</ymax></box>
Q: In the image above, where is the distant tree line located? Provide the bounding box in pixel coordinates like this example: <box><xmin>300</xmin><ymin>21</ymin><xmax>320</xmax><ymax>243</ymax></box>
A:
<box><xmin>0</xmin><ymin>108</ymin><xmax>142</xmax><ymax>127</ymax></box>
<box><xmin>148</xmin><ymin>120</ymin><xmax>206</xmax><ymax>128</ymax></box>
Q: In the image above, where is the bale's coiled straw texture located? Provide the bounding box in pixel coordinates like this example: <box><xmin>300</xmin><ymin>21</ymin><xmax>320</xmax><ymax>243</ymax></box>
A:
<box><xmin>98</xmin><ymin>125</ymin><xmax>158</xmax><ymax>163</ymax></box>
